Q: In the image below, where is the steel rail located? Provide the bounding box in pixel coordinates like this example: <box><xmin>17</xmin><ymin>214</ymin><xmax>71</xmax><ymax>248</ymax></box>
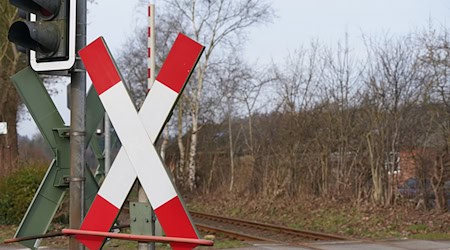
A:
<box><xmin>196</xmin><ymin>223</ymin><xmax>281</xmax><ymax>242</ymax></box>
<box><xmin>195</xmin><ymin>222</ymin><xmax>329</xmax><ymax>250</ymax></box>
<box><xmin>191</xmin><ymin>211</ymin><xmax>349</xmax><ymax>242</ymax></box>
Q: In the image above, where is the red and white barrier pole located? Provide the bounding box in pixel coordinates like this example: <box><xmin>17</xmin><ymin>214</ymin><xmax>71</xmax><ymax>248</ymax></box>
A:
<box><xmin>148</xmin><ymin>4</ymin><xmax>155</xmax><ymax>91</ymax></box>
<box><xmin>143</xmin><ymin>4</ymin><xmax>157</xmax><ymax>250</ymax></box>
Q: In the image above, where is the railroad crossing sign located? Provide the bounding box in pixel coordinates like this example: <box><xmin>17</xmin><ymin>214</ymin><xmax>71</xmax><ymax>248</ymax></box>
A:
<box><xmin>10</xmin><ymin>67</ymin><xmax>105</xmax><ymax>249</ymax></box>
<box><xmin>76</xmin><ymin>34</ymin><xmax>204</xmax><ymax>250</ymax></box>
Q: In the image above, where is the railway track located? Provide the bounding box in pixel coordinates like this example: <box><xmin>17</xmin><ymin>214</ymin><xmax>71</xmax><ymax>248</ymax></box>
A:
<box><xmin>190</xmin><ymin>211</ymin><xmax>349</xmax><ymax>246</ymax></box>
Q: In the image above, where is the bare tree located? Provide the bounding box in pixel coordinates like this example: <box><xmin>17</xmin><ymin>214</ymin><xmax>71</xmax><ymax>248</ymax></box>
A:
<box><xmin>362</xmin><ymin>34</ymin><xmax>422</xmax><ymax>205</ymax></box>
<box><xmin>208</xmin><ymin>54</ymin><xmax>255</xmax><ymax>192</ymax></box>
<box><xmin>272</xmin><ymin>44</ymin><xmax>324</xmax><ymax>196</ymax></box>
<box><xmin>160</xmin><ymin>0</ymin><xmax>275</xmax><ymax>190</ymax></box>
<box><xmin>0</xmin><ymin>4</ymin><xmax>26</xmax><ymax>178</ymax></box>
<box><xmin>313</xmin><ymin>36</ymin><xmax>364</xmax><ymax>198</ymax></box>
<box><xmin>416</xmin><ymin>26</ymin><xmax>450</xmax><ymax>211</ymax></box>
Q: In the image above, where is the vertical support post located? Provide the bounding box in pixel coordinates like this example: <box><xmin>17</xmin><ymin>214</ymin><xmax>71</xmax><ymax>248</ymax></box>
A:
<box><xmin>148</xmin><ymin>6</ymin><xmax>157</xmax><ymax>250</ymax></box>
<box><xmin>138</xmin><ymin>3</ymin><xmax>156</xmax><ymax>250</ymax></box>
<box><xmin>137</xmin><ymin>188</ymin><xmax>149</xmax><ymax>250</ymax></box>
<box><xmin>70</xmin><ymin>0</ymin><xmax>86</xmax><ymax>249</ymax></box>
<box><xmin>147</xmin><ymin>3</ymin><xmax>156</xmax><ymax>91</ymax></box>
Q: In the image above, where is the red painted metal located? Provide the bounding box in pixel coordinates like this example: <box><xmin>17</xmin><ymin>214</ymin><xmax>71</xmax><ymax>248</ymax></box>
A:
<box><xmin>63</xmin><ymin>229</ymin><xmax>214</xmax><ymax>246</ymax></box>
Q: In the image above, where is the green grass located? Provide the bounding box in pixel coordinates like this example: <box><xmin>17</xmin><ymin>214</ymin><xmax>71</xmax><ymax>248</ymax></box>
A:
<box><xmin>409</xmin><ymin>232</ymin><xmax>450</xmax><ymax>240</ymax></box>
<box><xmin>406</xmin><ymin>223</ymin><xmax>428</xmax><ymax>232</ymax></box>
<box><xmin>405</xmin><ymin>223</ymin><xmax>450</xmax><ymax>240</ymax></box>
<box><xmin>208</xmin><ymin>239</ymin><xmax>249</xmax><ymax>249</ymax></box>
<box><xmin>106</xmin><ymin>239</ymin><xmax>248</xmax><ymax>249</ymax></box>
<box><xmin>105</xmin><ymin>239</ymin><xmax>138</xmax><ymax>249</ymax></box>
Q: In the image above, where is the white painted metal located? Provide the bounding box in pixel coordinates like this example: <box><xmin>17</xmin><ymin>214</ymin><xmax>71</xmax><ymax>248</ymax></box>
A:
<box><xmin>100</xmin><ymin>82</ymin><xmax>177</xmax><ymax>209</ymax></box>
<box><xmin>140</xmin><ymin>80</ymin><xmax>178</xmax><ymax>140</ymax></box>
<box><xmin>96</xmin><ymin>80</ymin><xmax>177</xmax><ymax>212</ymax></box>
<box><xmin>97</xmin><ymin>149</ymin><xmax>136</xmax><ymax>208</ymax></box>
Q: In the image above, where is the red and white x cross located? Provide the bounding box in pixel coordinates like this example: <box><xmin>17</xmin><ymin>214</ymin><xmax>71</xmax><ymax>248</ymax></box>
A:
<box><xmin>76</xmin><ymin>34</ymin><xmax>204</xmax><ymax>250</ymax></box>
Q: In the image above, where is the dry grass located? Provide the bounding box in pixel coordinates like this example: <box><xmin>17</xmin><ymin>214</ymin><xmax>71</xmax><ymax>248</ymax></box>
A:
<box><xmin>187</xmin><ymin>194</ymin><xmax>450</xmax><ymax>240</ymax></box>
<box><xmin>1</xmin><ymin>194</ymin><xmax>448</xmax><ymax>249</ymax></box>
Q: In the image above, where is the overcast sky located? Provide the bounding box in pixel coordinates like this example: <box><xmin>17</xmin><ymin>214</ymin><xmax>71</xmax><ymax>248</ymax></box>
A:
<box><xmin>246</xmin><ymin>0</ymin><xmax>449</xmax><ymax>62</ymax></box>
<box><xmin>17</xmin><ymin>0</ymin><xmax>450</xmax><ymax>136</ymax></box>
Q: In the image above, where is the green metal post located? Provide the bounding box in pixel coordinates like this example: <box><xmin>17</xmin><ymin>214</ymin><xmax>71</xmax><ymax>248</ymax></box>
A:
<box><xmin>10</xmin><ymin>67</ymin><xmax>104</xmax><ymax>249</ymax></box>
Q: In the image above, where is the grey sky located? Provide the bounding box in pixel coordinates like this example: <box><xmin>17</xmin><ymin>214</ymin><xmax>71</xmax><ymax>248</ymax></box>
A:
<box><xmin>245</xmin><ymin>0</ymin><xmax>449</xmax><ymax>63</ymax></box>
<box><xmin>17</xmin><ymin>0</ymin><xmax>450</xmax><ymax>136</ymax></box>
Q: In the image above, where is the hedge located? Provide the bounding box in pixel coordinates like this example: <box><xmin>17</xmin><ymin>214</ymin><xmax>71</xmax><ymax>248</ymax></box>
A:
<box><xmin>0</xmin><ymin>164</ymin><xmax>46</xmax><ymax>225</ymax></box>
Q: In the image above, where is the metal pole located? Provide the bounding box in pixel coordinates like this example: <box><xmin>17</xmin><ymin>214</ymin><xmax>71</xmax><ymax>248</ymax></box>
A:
<box><xmin>137</xmin><ymin>187</ymin><xmax>150</xmax><ymax>250</ymax></box>
<box><xmin>139</xmin><ymin>3</ymin><xmax>156</xmax><ymax>250</ymax></box>
<box><xmin>147</xmin><ymin>4</ymin><xmax>156</xmax><ymax>91</ymax></box>
<box><xmin>69</xmin><ymin>0</ymin><xmax>86</xmax><ymax>249</ymax></box>
<box><xmin>149</xmin><ymin>5</ymin><xmax>156</xmax><ymax>250</ymax></box>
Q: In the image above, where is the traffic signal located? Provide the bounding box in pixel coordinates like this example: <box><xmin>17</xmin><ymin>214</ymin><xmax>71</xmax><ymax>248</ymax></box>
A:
<box><xmin>8</xmin><ymin>0</ymin><xmax>76</xmax><ymax>72</ymax></box>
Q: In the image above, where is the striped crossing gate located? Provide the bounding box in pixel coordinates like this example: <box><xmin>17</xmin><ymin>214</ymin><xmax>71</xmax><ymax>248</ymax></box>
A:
<box><xmin>76</xmin><ymin>34</ymin><xmax>204</xmax><ymax>250</ymax></box>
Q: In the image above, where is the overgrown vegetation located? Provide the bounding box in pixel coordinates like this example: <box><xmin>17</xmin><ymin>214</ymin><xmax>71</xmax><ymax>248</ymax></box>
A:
<box><xmin>114</xmin><ymin>1</ymin><xmax>450</xmax><ymax>213</ymax></box>
<box><xmin>161</xmin><ymin>27</ymin><xmax>450</xmax><ymax>213</ymax></box>
<box><xmin>0</xmin><ymin>164</ymin><xmax>47</xmax><ymax>224</ymax></box>
<box><xmin>188</xmin><ymin>194</ymin><xmax>450</xmax><ymax>240</ymax></box>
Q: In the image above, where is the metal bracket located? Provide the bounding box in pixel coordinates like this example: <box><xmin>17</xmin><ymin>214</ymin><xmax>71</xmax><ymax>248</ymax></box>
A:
<box><xmin>53</xmin><ymin>171</ymin><xmax>70</xmax><ymax>187</ymax></box>
<box><xmin>129</xmin><ymin>202</ymin><xmax>153</xmax><ymax>236</ymax></box>
<box><xmin>71</xmin><ymin>56</ymin><xmax>86</xmax><ymax>73</ymax></box>
<box><xmin>69</xmin><ymin>177</ymin><xmax>86</xmax><ymax>182</ymax></box>
<box><xmin>55</xmin><ymin>127</ymin><xmax>70</xmax><ymax>138</ymax></box>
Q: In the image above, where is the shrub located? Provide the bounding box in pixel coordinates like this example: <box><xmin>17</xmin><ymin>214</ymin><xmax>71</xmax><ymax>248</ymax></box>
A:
<box><xmin>0</xmin><ymin>164</ymin><xmax>47</xmax><ymax>225</ymax></box>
